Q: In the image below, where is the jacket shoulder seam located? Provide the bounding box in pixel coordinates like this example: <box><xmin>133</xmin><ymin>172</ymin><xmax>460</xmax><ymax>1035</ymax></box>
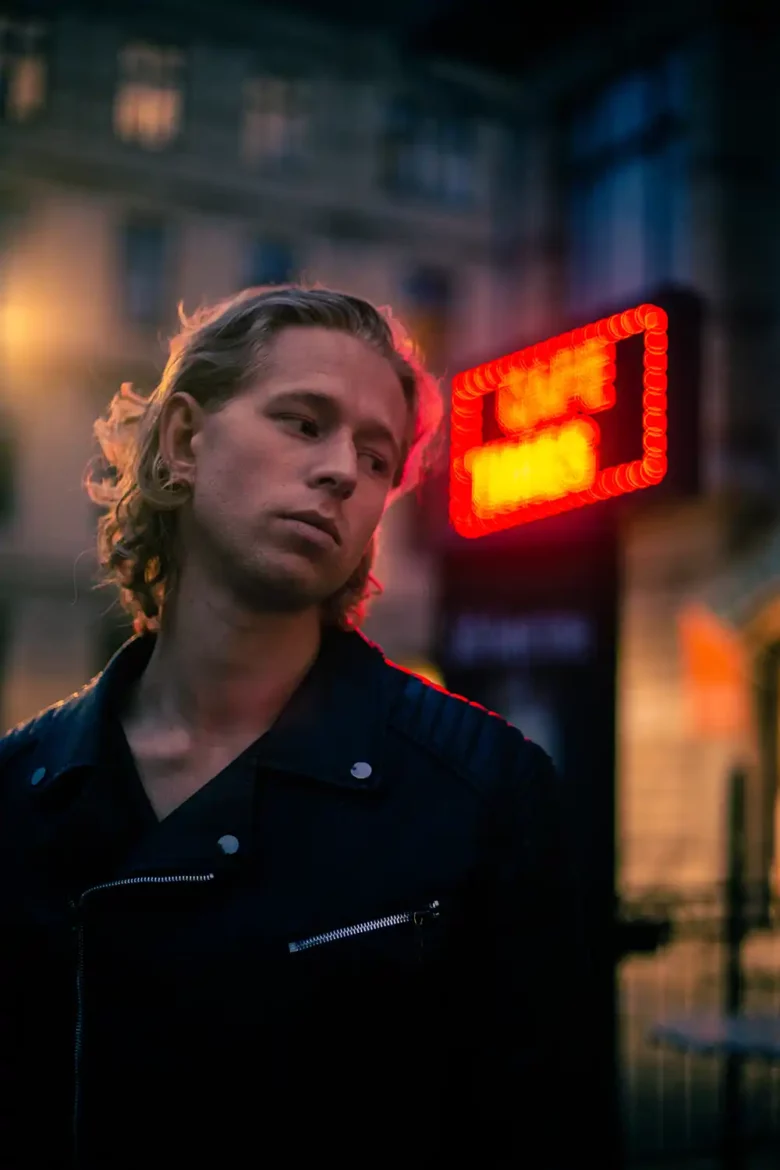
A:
<box><xmin>386</xmin><ymin>666</ymin><xmax>532</xmax><ymax>796</ymax></box>
<box><xmin>0</xmin><ymin>682</ymin><xmax>95</xmax><ymax>767</ymax></box>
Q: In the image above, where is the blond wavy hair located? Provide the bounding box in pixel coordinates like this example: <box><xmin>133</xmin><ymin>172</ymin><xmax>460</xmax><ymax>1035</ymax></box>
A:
<box><xmin>86</xmin><ymin>285</ymin><xmax>444</xmax><ymax>634</ymax></box>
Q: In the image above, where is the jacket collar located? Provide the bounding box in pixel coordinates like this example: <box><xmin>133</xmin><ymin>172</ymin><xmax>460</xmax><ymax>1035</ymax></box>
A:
<box><xmin>36</xmin><ymin>625</ymin><xmax>396</xmax><ymax>798</ymax></box>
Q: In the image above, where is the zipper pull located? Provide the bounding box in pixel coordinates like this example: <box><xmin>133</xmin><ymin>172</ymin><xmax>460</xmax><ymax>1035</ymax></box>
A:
<box><xmin>413</xmin><ymin>899</ymin><xmax>440</xmax><ymax>927</ymax></box>
<box><xmin>413</xmin><ymin>900</ymin><xmax>440</xmax><ymax>965</ymax></box>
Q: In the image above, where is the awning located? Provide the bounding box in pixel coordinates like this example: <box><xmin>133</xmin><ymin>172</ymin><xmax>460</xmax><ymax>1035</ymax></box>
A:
<box><xmin>696</xmin><ymin>520</ymin><xmax>780</xmax><ymax>629</ymax></box>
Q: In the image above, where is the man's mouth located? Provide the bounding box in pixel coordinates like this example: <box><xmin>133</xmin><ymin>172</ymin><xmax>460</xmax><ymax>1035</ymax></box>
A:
<box><xmin>277</xmin><ymin>511</ymin><xmax>341</xmax><ymax>545</ymax></box>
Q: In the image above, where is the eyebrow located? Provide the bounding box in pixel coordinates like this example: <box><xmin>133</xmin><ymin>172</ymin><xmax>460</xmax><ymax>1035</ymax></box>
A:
<box><xmin>268</xmin><ymin>389</ymin><xmax>404</xmax><ymax>465</ymax></box>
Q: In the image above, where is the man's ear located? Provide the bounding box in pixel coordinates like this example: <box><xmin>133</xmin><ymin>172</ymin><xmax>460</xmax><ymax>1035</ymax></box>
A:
<box><xmin>157</xmin><ymin>393</ymin><xmax>204</xmax><ymax>488</ymax></box>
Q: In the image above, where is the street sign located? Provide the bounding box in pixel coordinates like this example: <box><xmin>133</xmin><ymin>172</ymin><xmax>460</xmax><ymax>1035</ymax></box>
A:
<box><xmin>442</xmin><ymin>610</ymin><xmax>595</xmax><ymax>668</ymax></box>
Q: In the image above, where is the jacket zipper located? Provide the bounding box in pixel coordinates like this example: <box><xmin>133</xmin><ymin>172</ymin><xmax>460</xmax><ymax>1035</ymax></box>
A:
<box><xmin>288</xmin><ymin>899</ymin><xmax>440</xmax><ymax>953</ymax></box>
<box><xmin>70</xmin><ymin>873</ymin><xmax>215</xmax><ymax>1160</ymax></box>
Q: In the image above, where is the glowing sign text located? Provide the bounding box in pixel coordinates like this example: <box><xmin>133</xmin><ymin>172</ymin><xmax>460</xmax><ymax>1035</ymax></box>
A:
<box><xmin>496</xmin><ymin>338</ymin><xmax>615</xmax><ymax>434</ymax></box>
<box><xmin>467</xmin><ymin>418</ymin><xmax>599</xmax><ymax>514</ymax></box>
<box><xmin>449</xmin><ymin>303</ymin><xmax>668</xmax><ymax>537</ymax></box>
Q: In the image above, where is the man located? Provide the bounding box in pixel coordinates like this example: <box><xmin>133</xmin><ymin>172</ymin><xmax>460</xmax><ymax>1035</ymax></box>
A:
<box><xmin>0</xmin><ymin>287</ymin><xmax>584</xmax><ymax>1168</ymax></box>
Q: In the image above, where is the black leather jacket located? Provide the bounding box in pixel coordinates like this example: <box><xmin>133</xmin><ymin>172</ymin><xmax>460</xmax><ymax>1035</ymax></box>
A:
<box><xmin>0</xmin><ymin>628</ymin><xmax>585</xmax><ymax>1169</ymax></box>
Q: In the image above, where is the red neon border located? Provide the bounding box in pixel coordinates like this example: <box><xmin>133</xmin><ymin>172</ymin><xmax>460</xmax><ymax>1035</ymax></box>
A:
<box><xmin>449</xmin><ymin>303</ymin><xmax>669</xmax><ymax>538</ymax></box>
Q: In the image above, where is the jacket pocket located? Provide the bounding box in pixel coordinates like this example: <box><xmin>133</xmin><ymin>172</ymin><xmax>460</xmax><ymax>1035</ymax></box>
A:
<box><xmin>288</xmin><ymin>899</ymin><xmax>440</xmax><ymax>954</ymax></box>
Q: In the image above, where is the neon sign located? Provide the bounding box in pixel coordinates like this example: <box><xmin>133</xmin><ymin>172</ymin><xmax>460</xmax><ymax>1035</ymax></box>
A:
<box><xmin>449</xmin><ymin>303</ymin><xmax>669</xmax><ymax>537</ymax></box>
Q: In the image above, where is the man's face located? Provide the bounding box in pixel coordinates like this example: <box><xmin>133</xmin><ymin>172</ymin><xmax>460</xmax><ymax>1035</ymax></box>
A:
<box><xmin>181</xmin><ymin>326</ymin><xmax>410</xmax><ymax>612</ymax></box>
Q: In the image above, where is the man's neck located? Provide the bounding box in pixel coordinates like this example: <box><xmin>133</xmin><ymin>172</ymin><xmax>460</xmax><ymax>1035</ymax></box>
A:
<box><xmin>127</xmin><ymin>579</ymin><xmax>323</xmax><ymax>740</ymax></box>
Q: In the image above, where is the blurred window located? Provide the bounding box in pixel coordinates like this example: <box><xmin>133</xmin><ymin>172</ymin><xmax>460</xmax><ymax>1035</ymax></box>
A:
<box><xmin>120</xmin><ymin>215</ymin><xmax>169</xmax><ymax>325</ymax></box>
<box><xmin>404</xmin><ymin>265</ymin><xmax>453</xmax><ymax>372</ymax></box>
<box><xmin>242</xmin><ymin>75</ymin><xmax>309</xmax><ymax>166</ymax></box>
<box><xmin>382</xmin><ymin>98</ymin><xmax>476</xmax><ymax>207</ymax></box>
<box><xmin>0</xmin><ymin>16</ymin><xmax>46</xmax><ymax>122</ymax></box>
<box><xmin>114</xmin><ymin>42</ymin><xmax>184</xmax><ymax>150</ymax></box>
<box><xmin>245</xmin><ymin>239</ymin><xmax>295</xmax><ymax>287</ymax></box>
<box><xmin>566</xmin><ymin>51</ymin><xmax>691</xmax><ymax>314</ymax></box>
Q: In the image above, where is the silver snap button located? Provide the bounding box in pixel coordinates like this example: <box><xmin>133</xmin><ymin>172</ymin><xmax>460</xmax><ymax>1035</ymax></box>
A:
<box><xmin>217</xmin><ymin>834</ymin><xmax>240</xmax><ymax>855</ymax></box>
<box><xmin>30</xmin><ymin>766</ymin><xmax>47</xmax><ymax>787</ymax></box>
<box><xmin>350</xmin><ymin>761</ymin><xmax>372</xmax><ymax>780</ymax></box>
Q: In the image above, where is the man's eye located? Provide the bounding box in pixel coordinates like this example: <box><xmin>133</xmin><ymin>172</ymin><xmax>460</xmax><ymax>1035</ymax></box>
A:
<box><xmin>362</xmin><ymin>452</ymin><xmax>390</xmax><ymax>476</ymax></box>
<box><xmin>279</xmin><ymin>414</ymin><xmax>319</xmax><ymax>438</ymax></box>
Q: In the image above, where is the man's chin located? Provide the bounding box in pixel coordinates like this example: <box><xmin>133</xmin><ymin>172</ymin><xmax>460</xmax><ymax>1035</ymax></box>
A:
<box><xmin>232</xmin><ymin>562</ymin><xmax>339</xmax><ymax>616</ymax></box>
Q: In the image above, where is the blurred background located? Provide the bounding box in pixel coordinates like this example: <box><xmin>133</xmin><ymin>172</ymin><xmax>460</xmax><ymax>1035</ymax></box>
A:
<box><xmin>1</xmin><ymin>0</ymin><xmax>779</xmax><ymax>1165</ymax></box>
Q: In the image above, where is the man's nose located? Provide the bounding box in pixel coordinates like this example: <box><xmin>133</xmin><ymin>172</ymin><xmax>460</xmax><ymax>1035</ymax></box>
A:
<box><xmin>308</xmin><ymin>431</ymin><xmax>358</xmax><ymax>499</ymax></box>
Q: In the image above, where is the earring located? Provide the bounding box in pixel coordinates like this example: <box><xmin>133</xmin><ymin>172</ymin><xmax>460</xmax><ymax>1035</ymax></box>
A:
<box><xmin>153</xmin><ymin>453</ymin><xmax>179</xmax><ymax>490</ymax></box>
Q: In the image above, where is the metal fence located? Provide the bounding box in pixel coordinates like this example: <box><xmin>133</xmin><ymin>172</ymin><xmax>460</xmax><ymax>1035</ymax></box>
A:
<box><xmin>618</xmin><ymin>884</ymin><xmax>780</xmax><ymax>1166</ymax></box>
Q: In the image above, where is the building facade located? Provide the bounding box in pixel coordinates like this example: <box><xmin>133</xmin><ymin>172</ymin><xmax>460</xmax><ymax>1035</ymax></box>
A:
<box><xmin>0</xmin><ymin>1</ymin><xmax>523</xmax><ymax>726</ymax></box>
